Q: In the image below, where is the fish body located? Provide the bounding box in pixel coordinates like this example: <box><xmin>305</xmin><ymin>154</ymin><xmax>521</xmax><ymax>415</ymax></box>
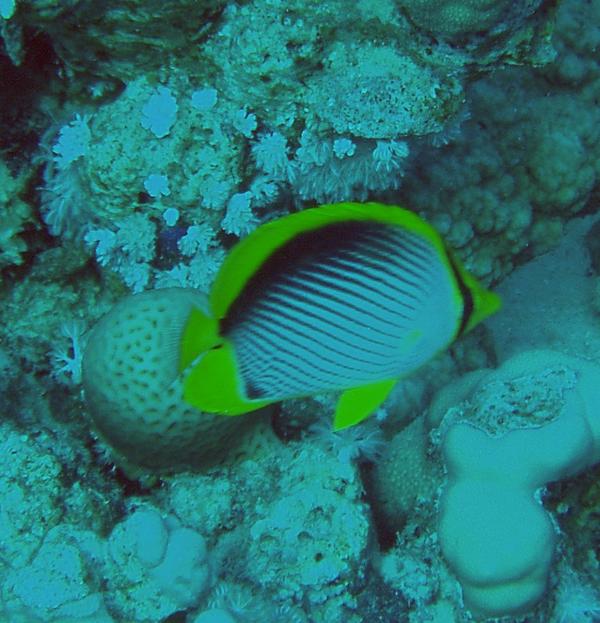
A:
<box><xmin>181</xmin><ymin>202</ymin><xmax>501</xmax><ymax>429</ymax></box>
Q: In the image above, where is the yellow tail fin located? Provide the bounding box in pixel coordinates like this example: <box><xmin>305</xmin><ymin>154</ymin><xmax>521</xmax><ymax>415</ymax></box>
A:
<box><xmin>183</xmin><ymin>341</ymin><xmax>272</xmax><ymax>415</ymax></box>
<box><xmin>179</xmin><ymin>307</ymin><xmax>221</xmax><ymax>372</ymax></box>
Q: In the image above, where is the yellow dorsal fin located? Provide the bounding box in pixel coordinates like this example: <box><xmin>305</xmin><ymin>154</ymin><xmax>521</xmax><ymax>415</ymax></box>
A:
<box><xmin>182</xmin><ymin>340</ymin><xmax>272</xmax><ymax>415</ymax></box>
<box><xmin>333</xmin><ymin>379</ymin><xmax>397</xmax><ymax>430</ymax></box>
<box><xmin>210</xmin><ymin>202</ymin><xmax>448</xmax><ymax>318</ymax></box>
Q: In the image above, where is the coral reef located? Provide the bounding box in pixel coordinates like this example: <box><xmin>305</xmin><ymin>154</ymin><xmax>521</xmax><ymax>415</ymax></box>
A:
<box><xmin>1</xmin><ymin>0</ymin><xmax>600</xmax><ymax>620</ymax></box>
<box><xmin>0</xmin><ymin>158</ymin><xmax>32</xmax><ymax>272</ymax></box>
<box><xmin>81</xmin><ymin>287</ymin><xmax>263</xmax><ymax>472</ymax></box>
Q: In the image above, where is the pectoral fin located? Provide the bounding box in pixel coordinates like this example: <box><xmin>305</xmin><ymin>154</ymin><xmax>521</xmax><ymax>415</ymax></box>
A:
<box><xmin>333</xmin><ymin>379</ymin><xmax>397</xmax><ymax>431</ymax></box>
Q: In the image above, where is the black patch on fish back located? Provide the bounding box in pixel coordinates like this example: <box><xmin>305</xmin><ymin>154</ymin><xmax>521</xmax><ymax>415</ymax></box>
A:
<box><xmin>221</xmin><ymin>220</ymin><xmax>391</xmax><ymax>334</ymax></box>
<box><xmin>245</xmin><ymin>378</ymin><xmax>264</xmax><ymax>399</ymax></box>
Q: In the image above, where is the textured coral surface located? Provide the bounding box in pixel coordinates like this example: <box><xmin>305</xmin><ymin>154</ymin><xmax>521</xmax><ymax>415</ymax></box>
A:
<box><xmin>1</xmin><ymin>0</ymin><xmax>600</xmax><ymax>621</ymax></box>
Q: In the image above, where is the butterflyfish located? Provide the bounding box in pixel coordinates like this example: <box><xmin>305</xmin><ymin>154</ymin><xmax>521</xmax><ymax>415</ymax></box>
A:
<box><xmin>180</xmin><ymin>202</ymin><xmax>501</xmax><ymax>430</ymax></box>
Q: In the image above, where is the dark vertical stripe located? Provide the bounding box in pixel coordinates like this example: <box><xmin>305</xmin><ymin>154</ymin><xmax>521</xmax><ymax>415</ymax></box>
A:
<box><xmin>323</xmin><ymin>255</ymin><xmax>426</xmax><ymax>305</ymax></box>
<box><xmin>295</xmin><ymin>264</ymin><xmax>415</xmax><ymax>316</ymax></box>
<box><xmin>273</xmin><ymin>277</ymin><xmax>411</xmax><ymax>338</ymax></box>
<box><xmin>253</xmin><ymin>295</ymin><xmax>398</xmax><ymax>356</ymax></box>
<box><xmin>446</xmin><ymin>254</ymin><xmax>471</xmax><ymax>337</ymax></box>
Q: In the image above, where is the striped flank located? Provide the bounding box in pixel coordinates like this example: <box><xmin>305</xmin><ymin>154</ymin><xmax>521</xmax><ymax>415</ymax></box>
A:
<box><xmin>223</xmin><ymin>221</ymin><xmax>462</xmax><ymax>400</ymax></box>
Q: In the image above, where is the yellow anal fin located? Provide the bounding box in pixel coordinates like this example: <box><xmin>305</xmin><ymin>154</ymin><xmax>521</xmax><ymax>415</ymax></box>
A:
<box><xmin>183</xmin><ymin>340</ymin><xmax>271</xmax><ymax>416</ymax></box>
<box><xmin>333</xmin><ymin>379</ymin><xmax>397</xmax><ymax>431</ymax></box>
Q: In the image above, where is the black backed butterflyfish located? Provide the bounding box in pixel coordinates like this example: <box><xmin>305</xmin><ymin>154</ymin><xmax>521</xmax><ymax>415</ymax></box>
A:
<box><xmin>180</xmin><ymin>202</ymin><xmax>501</xmax><ymax>430</ymax></box>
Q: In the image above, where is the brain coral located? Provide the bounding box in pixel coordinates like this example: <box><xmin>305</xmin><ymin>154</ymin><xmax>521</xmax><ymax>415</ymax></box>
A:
<box><xmin>82</xmin><ymin>288</ymin><xmax>258</xmax><ymax>472</ymax></box>
<box><xmin>396</xmin><ymin>0</ymin><xmax>543</xmax><ymax>39</ymax></box>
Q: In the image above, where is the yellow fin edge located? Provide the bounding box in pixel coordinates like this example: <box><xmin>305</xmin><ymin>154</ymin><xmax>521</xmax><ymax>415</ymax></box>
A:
<box><xmin>210</xmin><ymin>202</ymin><xmax>449</xmax><ymax>318</ymax></box>
<box><xmin>183</xmin><ymin>340</ymin><xmax>271</xmax><ymax>416</ymax></box>
<box><xmin>179</xmin><ymin>306</ymin><xmax>221</xmax><ymax>372</ymax></box>
<box><xmin>333</xmin><ymin>379</ymin><xmax>397</xmax><ymax>430</ymax></box>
